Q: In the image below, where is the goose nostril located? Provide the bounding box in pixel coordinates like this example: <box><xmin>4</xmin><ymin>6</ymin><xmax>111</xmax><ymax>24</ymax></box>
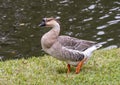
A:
<box><xmin>39</xmin><ymin>21</ymin><xmax>46</xmax><ymax>27</ymax></box>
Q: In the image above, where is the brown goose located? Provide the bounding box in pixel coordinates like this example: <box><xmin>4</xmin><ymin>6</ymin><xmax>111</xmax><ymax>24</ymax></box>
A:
<box><xmin>39</xmin><ymin>17</ymin><xmax>102</xmax><ymax>74</ymax></box>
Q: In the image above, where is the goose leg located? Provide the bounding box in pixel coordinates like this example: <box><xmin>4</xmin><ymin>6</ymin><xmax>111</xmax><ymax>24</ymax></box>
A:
<box><xmin>67</xmin><ymin>64</ymin><xmax>71</xmax><ymax>73</ymax></box>
<box><xmin>75</xmin><ymin>58</ymin><xmax>87</xmax><ymax>74</ymax></box>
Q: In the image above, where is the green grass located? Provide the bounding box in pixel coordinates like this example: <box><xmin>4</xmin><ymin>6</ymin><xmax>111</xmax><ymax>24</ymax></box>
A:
<box><xmin>0</xmin><ymin>48</ymin><xmax>120</xmax><ymax>85</ymax></box>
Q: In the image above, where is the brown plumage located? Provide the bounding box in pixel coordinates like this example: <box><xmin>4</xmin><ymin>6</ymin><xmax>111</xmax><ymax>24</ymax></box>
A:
<box><xmin>39</xmin><ymin>17</ymin><xmax>102</xmax><ymax>74</ymax></box>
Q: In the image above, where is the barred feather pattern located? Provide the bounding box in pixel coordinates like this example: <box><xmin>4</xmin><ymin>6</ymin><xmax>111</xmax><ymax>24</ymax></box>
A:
<box><xmin>58</xmin><ymin>36</ymin><xmax>96</xmax><ymax>51</ymax></box>
<box><xmin>61</xmin><ymin>47</ymin><xmax>84</xmax><ymax>62</ymax></box>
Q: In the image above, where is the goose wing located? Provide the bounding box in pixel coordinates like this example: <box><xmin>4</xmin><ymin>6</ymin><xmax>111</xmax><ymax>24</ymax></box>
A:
<box><xmin>58</xmin><ymin>35</ymin><xmax>96</xmax><ymax>51</ymax></box>
<box><xmin>61</xmin><ymin>46</ymin><xmax>85</xmax><ymax>61</ymax></box>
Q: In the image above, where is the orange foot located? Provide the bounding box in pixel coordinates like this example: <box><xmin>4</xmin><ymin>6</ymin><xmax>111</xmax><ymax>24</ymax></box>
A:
<box><xmin>67</xmin><ymin>64</ymin><xmax>71</xmax><ymax>73</ymax></box>
<box><xmin>75</xmin><ymin>58</ymin><xmax>87</xmax><ymax>74</ymax></box>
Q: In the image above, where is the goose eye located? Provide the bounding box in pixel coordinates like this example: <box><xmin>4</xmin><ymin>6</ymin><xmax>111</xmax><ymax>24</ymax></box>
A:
<box><xmin>47</xmin><ymin>20</ymin><xmax>51</xmax><ymax>22</ymax></box>
<box><xmin>47</xmin><ymin>18</ymin><xmax>53</xmax><ymax>22</ymax></box>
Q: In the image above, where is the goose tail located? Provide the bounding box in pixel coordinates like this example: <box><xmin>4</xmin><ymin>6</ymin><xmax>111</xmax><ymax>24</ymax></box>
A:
<box><xmin>92</xmin><ymin>43</ymin><xmax>102</xmax><ymax>50</ymax></box>
<box><xmin>83</xmin><ymin>43</ymin><xmax>102</xmax><ymax>57</ymax></box>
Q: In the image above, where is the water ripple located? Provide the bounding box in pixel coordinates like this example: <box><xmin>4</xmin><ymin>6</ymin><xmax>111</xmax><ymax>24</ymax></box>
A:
<box><xmin>107</xmin><ymin>20</ymin><xmax>120</xmax><ymax>25</ymax></box>
<box><xmin>99</xmin><ymin>14</ymin><xmax>110</xmax><ymax>19</ymax></box>
<box><xmin>110</xmin><ymin>7</ymin><xmax>119</xmax><ymax>11</ymax></box>
<box><xmin>96</xmin><ymin>25</ymin><xmax>108</xmax><ymax>29</ymax></box>
<box><xmin>115</xmin><ymin>15</ymin><xmax>120</xmax><ymax>19</ymax></box>
<box><xmin>88</xmin><ymin>4</ymin><xmax>96</xmax><ymax>10</ymax></box>
<box><xmin>83</xmin><ymin>17</ymin><xmax>93</xmax><ymax>22</ymax></box>
<box><xmin>97</xmin><ymin>31</ymin><xmax>105</xmax><ymax>36</ymax></box>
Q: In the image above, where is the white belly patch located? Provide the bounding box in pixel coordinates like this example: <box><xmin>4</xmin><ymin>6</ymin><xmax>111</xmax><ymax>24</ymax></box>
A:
<box><xmin>67</xmin><ymin>61</ymin><xmax>80</xmax><ymax>67</ymax></box>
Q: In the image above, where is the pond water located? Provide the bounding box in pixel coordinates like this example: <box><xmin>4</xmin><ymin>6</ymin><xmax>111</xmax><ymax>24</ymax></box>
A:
<box><xmin>0</xmin><ymin>0</ymin><xmax>120</xmax><ymax>60</ymax></box>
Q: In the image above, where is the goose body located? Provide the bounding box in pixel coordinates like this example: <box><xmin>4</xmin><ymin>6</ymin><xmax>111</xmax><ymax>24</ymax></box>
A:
<box><xmin>40</xmin><ymin>18</ymin><xmax>102</xmax><ymax>74</ymax></box>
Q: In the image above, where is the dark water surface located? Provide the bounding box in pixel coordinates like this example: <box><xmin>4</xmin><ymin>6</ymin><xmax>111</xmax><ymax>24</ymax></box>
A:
<box><xmin>0</xmin><ymin>0</ymin><xmax>120</xmax><ymax>60</ymax></box>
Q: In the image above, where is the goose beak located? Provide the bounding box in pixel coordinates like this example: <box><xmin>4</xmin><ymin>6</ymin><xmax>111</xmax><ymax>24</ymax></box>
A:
<box><xmin>39</xmin><ymin>21</ymin><xmax>46</xmax><ymax>27</ymax></box>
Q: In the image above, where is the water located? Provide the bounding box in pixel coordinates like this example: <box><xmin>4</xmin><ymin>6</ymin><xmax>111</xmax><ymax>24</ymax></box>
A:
<box><xmin>0</xmin><ymin>0</ymin><xmax>120</xmax><ymax>60</ymax></box>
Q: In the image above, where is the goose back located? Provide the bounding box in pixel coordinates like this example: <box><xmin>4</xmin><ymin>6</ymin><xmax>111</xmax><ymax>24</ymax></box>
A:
<box><xmin>58</xmin><ymin>35</ymin><xmax>96</xmax><ymax>51</ymax></box>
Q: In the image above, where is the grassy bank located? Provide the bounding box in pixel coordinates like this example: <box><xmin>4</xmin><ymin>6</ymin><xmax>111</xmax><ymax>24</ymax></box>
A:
<box><xmin>0</xmin><ymin>48</ymin><xmax>120</xmax><ymax>85</ymax></box>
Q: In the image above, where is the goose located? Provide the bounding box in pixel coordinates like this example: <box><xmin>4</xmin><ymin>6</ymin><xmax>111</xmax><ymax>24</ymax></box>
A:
<box><xmin>39</xmin><ymin>17</ymin><xmax>102</xmax><ymax>74</ymax></box>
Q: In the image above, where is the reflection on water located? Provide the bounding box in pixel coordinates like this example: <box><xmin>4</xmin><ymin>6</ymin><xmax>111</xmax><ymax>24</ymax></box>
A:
<box><xmin>0</xmin><ymin>0</ymin><xmax>120</xmax><ymax>60</ymax></box>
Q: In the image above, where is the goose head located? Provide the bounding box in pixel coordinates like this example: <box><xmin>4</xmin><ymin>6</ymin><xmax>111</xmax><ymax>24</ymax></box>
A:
<box><xmin>39</xmin><ymin>18</ymin><xmax>60</xmax><ymax>28</ymax></box>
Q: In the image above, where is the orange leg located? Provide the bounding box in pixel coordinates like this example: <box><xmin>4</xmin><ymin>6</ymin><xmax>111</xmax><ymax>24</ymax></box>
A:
<box><xmin>75</xmin><ymin>58</ymin><xmax>87</xmax><ymax>74</ymax></box>
<box><xmin>67</xmin><ymin>64</ymin><xmax>71</xmax><ymax>73</ymax></box>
